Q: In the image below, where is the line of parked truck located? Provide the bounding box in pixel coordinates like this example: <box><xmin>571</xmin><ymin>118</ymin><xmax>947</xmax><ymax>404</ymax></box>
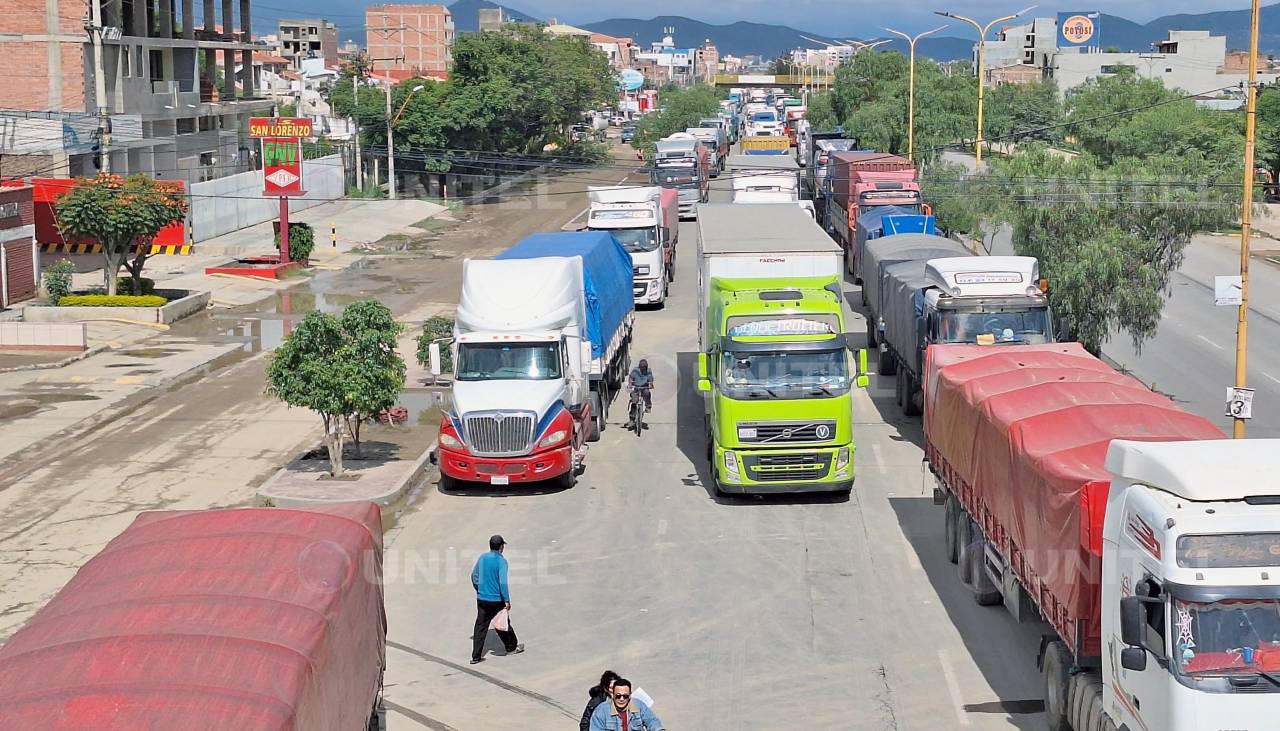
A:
<box><xmin>781</xmin><ymin>112</ymin><xmax>1280</xmax><ymax>730</ymax></box>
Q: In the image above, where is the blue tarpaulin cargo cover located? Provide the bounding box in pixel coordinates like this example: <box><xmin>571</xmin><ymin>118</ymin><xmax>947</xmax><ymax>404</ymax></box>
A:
<box><xmin>497</xmin><ymin>232</ymin><xmax>635</xmax><ymax>358</ymax></box>
<box><xmin>854</xmin><ymin>206</ymin><xmax>936</xmax><ymax>282</ymax></box>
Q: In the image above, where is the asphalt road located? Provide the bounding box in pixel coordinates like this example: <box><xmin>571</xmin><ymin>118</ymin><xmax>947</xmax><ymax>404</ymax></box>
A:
<box><xmin>383</xmin><ymin>171</ymin><xmax>1052</xmax><ymax>730</ymax></box>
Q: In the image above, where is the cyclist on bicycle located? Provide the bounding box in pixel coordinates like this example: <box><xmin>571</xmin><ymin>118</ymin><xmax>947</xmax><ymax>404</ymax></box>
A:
<box><xmin>628</xmin><ymin>359</ymin><xmax>654</xmax><ymax>413</ymax></box>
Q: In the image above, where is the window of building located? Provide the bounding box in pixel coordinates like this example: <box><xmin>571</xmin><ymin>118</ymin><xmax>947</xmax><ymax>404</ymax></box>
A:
<box><xmin>149</xmin><ymin>49</ymin><xmax>165</xmax><ymax>79</ymax></box>
<box><xmin>199</xmin><ymin>152</ymin><xmax>217</xmax><ymax>182</ymax></box>
<box><xmin>176</xmin><ymin>117</ymin><xmax>196</xmax><ymax>134</ymax></box>
<box><xmin>199</xmin><ymin>115</ymin><xmax>215</xmax><ymax>131</ymax></box>
<box><xmin>135</xmin><ymin>45</ymin><xmax>145</xmax><ymax>77</ymax></box>
<box><xmin>1100</xmin><ymin>64</ymin><xmax>1133</xmax><ymax>75</ymax></box>
<box><xmin>122</xmin><ymin>46</ymin><xmax>131</xmax><ymax>77</ymax></box>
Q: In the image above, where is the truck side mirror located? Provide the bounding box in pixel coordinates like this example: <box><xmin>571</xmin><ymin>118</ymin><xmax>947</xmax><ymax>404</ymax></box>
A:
<box><xmin>1119</xmin><ymin>595</ymin><xmax>1145</xmax><ymax>648</ymax></box>
<box><xmin>428</xmin><ymin>342</ymin><xmax>443</xmax><ymax>377</ymax></box>
<box><xmin>857</xmin><ymin>348</ymin><xmax>869</xmax><ymax>376</ymax></box>
<box><xmin>1120</xmin><ymin>647</ymin><xmax>1147</xmax><ymax>672</ymax></box>
<box><xmin>697</xmin><ymin>378</ymin><xmax>712</xmax><ymax>394</ymax></box>
<box><xmin>856</xmin><ymin>374</ymin><xmax>869</xmax><ymax>389</ymax></box>
<box><xmin>697</xmin><ymin>352</ymin><xmax>708</xmax><ymax>379</ymax></box>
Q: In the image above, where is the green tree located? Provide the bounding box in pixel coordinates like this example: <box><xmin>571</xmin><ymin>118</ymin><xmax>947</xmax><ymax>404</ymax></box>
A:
<box><xmin>976</xmin><ymin>147</ymin><xmax>1239</xmax><ymax>353</ymax></box>
<box><xmin>53</xmin><ymin>174</ymin><xmax>187</xmax><ymax>296</ymax></box>
<box><xmin>984</xmin><ymin>79</ymin><xmax>1063</xmax><ymax>146</ymax></box>
<box><xmin>266</xmin><ymin>301</ymin><xmax>406</xmax><ymax>476</ymax></box>
<box><xmin>630</xmin><ymin>85</ymin><xmax>719</xmax><ymax>155</ymax></box>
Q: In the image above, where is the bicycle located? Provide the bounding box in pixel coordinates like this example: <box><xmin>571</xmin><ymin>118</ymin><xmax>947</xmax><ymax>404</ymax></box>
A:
<box><xmin>628</xmin><ymin>385</ymin><xmax>651</xmax><ymax>436</ymax></box>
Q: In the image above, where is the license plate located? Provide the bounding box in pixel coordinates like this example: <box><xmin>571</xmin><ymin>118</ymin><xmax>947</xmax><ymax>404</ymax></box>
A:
<box><xmin>490</xmin><ymin>475</ymin><xmax>510</xmax><ymax>485</ymax></box>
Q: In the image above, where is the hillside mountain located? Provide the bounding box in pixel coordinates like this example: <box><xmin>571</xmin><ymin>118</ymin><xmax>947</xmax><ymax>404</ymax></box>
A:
<box><xmin>448</xmin><ymin>0</ymin><xmax>540</xmax><ymax>34</ymax></box>
<box><xmin>1146</xmin><ymin>3</ymin><xmax>1280</xmax><ymax>52</ymax></box>
<box><xmin>581</xmin><ymin>16</ymin><xmax>842</xmax><ymax>58</ymax></box>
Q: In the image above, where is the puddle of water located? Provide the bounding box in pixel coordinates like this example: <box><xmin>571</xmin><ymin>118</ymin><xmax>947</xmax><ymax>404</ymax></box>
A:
<box><xmin>120</xmin><ymin>347</ymin><xmax>186</xmax><ymax>358</ymax></box>
<box><xmin>0</xmin><ymin>399</ymin><xmax>40</xmax><ymax>420</ymax></box>
<box><xmin>395</xmin><ymin>390</ymin><xmax>447</xmax><ymax>426</ymax></box>
<box><xmin>23</xmin><ymin>392</ymin><xmax>100</xmax><ymax>405</ymax></box>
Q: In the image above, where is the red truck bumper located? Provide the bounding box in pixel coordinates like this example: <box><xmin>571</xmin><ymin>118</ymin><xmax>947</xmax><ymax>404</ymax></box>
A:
<box><xmin>438</xmin><ymin>445</ymin><xmax>573</xmax><ymax>485</ymax></box>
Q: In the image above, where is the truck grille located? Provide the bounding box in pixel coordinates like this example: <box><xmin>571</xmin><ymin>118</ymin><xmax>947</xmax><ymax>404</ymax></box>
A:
<box><xmin>744</xmin><ymin>453</ymin><xmax>831</xmax><ymax>482</ymax></box>
<box><xmin>737</xmin><ymin>420</ymin><xmax>837</xmax><ymax>444</ymax></box>
<box><xmin>464</xmin><ymin>412</ymin><xmax>535</xmax><ymax>456</ymax></box>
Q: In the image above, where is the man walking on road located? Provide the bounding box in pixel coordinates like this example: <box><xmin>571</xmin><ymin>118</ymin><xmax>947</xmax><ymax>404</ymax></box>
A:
<box><xmin>470</xmin><ymin>534</ymin><xmax>523</xmax><ymax>664</ymax></box>
<box><xmin>589</xmin><ymin>678</ymin><xmax>664</xmax><ymax>730</ymax></box>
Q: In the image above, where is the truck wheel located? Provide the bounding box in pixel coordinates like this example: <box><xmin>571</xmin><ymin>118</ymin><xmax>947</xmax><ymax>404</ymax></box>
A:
<box><xmin>587</xmin><ymin>393</ymin><xmax>604</xmax><ymax>442</ymax></box>
<box><xmin>1070</xmin><ymin>674</ymin><xmax>1104</xmax><ymax>731</ymax></box>
<box><xmin>1041</xmin><ymin>641</ymin><xmax>1072</xmax><ymax>731</ymax></box>
<box><xmin>902</xmin><ymin>372</ymin><xmax>921</xmax><ymax>417</ymax></box>
<box><xmin>944</xmin><ymin>494</ymin><xmax>960</xmax><ymax>564</ymax></box>
<box><xmin>877</xmin><ymin>345</ymin><xmax>896</xmax><ymax>376</ymax></box>
<box><xmin>557</xmin><ymin>467</ymin><xmax>577</xmax><ymax>489</ymax></box>
<box><xmin>439</xmin><ymin>474</ymin><xmax>462</xmax><ymax>492</ymax></box>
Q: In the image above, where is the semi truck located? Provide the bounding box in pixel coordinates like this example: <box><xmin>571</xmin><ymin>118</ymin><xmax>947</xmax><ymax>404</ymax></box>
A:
<box><xmin>686</xmin><ymin>126</ymin><xmax>728</xmax><ymax>176</ymax></box>
<box><xmin>695</xmin><ymin>203</ymin><xmax>869</xmax><ymax>497</ymax></box>
<box><xmin>433</xmin><ymin>232</ymin><xmax>635</xmax><ymax>489</ymax></box>
<box><xmin>746</xmin><ymin>108</ymin><xmax>783</xmax><ymax>137</ymax></box>
<box><xmin>862</xmin><ymin>231</ymin><xmax>1053</xmax><ymax>415</ymax></box>
<box><xmin>653</xmin><ymin>135</ymin><xmax>710</xmax><ymax>219</ymax></box>
<box><xmin>824</xmin><ymin>151</ymin><xmax>924</xmax><ymax>277</ymax></box>
<box><xmin>0</xmin><ymin>504</ymin><xmax>388</xmax><ymax>730</ymax></box>
<box><xmin>806</xmin><ymin>137</ymin><xmax>857</xmax><ymax>200</ymax></box>
<box><xmin>921</xmin><ymin>343</ymin><xmax>1280</xmax><ymax>731</ymax></box>
<box><xmin>586</xmin><ymin>186</ymin><xmax>679</xmax><ymax>306</ymax></box>
<box><xmin>725</xmin><ymin>154</ymin><xmax>813</xmax><ymax>218</ymax></box>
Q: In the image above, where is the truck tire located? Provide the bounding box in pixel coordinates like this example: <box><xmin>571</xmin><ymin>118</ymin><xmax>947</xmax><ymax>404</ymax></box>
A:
<box><xmin>958</xmin><ymin>517</ymin><xmax>1002</xmax><ymax>606</ymax></box>
<box><xmin>1071</xmin><ymin>674</ymin><xmax>1104</xmax><ymax>731</ymax></box>
<box><xmin>944</xmin><ymin>494</ymin><xmax>960</xmax><ymax>564</ymax></box>
<box><xmin>1041</xmin><ymin>641</ymin><xmax>1072</xmax><ymax>731</ymax></box>
<box><xmin>877</xmin><ymin>345</ymin><xmax>896</xmax><ymax>376</ymax></box>
<box><xmin>587</xmin><ymin>393</ymin><xmax>604</xmax><ymax>442</ymax></box>
<box><xmin>902</xmin><ymin>371</ymin><xmax>921</xmax><ymax>417</ymax></box>
<box><xmin>439</xmin><ymin>473</ymin><xmax>462</xmax><ymax>492</ymax></box>
<box><xmin>557</xmin><ymin>467</ymin><xmax>578</xmax><ymax>489</ymax></box>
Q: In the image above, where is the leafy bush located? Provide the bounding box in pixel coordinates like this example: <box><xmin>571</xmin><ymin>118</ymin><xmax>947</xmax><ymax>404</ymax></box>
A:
<box><xmin>275</xmin><ymin>222</ymin><xmax>315</xmax><ymax>262</ymax></box>
<box><xmin>57</xmin><ymin>294</ymin><xmax>167</xmax><ymax>307</ymax></box>
<box><xmin>417</xmin><ymin>315</ymin><xmax>454</xmax><ymax>374</ymax></box>
<box><xmin>115</xmin><ymin>276</ymin><xmax>156</xmax><ymax>296</ymax></box>
<box><xmin>44</xmin><ymin>259</ymin><xmax>74</xmax><ymax>304</ymax></box>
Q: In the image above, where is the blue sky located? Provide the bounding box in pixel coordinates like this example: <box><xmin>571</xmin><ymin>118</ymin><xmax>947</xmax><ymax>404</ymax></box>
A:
<box><xmin>512</xmin><ymin>0</ymin><xmax>1250</xmax><ymax>34</ymax></box>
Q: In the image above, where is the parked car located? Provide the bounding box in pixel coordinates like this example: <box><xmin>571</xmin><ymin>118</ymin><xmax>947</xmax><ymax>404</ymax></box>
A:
<box><xmin>621</xmin><ymin>125</ymin><xmax>637</xmax><ymax>143</ymax></box>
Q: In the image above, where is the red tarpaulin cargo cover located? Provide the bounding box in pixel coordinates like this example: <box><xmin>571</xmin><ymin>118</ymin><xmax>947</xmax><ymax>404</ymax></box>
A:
<box><xmin>0</xmin><ymin>504</ymin><xmax>385</xmax><ymax>730</ymax></box>
<box><xmin>828</xmin><ymin>151</ymin><xmax>916</xmax><ymax>208</ymax></box>
<box><xmin>924</xmin><ymin>343</ymin><xmax>1223</xmax><ymax>658</ymax></box>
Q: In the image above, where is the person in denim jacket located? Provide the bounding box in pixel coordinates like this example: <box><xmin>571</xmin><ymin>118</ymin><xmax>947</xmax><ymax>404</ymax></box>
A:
<box><xmin>588</xmin><ymin>678</ymin><xmax>664</xmax><ymax>731</ymax></box>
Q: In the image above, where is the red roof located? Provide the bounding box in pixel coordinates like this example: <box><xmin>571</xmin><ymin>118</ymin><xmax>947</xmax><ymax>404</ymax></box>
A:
<box><xmin>254</xmin><ymin>52</ymin><xmax>291</xmax><ymax>66</ymax></box>
<box><xmin>0</xmin><ymin>504</ymin><xmax>386</xmax><ymax>730</ymax></box>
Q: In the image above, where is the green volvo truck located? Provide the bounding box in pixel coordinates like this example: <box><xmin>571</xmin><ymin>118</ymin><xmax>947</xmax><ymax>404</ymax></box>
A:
<box><xmin>695</xmin><ymin>203</ymin><xmax>868</xmax><ymax>496</ymax></box>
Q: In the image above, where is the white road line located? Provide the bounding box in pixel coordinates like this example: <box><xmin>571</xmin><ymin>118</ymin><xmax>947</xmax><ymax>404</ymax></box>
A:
<box><xmin>872</xmin><ymin>444</ymin><xmax>887</xmax><ymax>475</ymax></box>
<box><xmin>937</xmin><ymin>650</ymin><xmax>972</xmax><ymax>727</ymax></box>
<box><xmin>657</xmin><ymin>519</ymin><xmax>668</xmax><ymax>537</ymax></box>
<box><xmin>1197</xmin><ymin>334</ymin><xmax>1225</xmax><ymax>351</ymax></box>
<box><xmin>1265</xmin><ymin>372</ymin><xmax>1280</xmax><ymax>386</ymax></box>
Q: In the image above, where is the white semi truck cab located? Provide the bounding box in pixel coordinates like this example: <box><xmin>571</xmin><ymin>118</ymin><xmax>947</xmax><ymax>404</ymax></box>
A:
<box><xmin>921</xmin><ymin>256</ymin><xmax>1053</xmax><ymax>345</ymax></box>
<box><xmin>587</xmin><ymin>186</ymin><xmax>677</xmax><ymax>306</ymax></box>
<box><xmin>1102</xmin><ymin>439</ymin><xmax>1280</xmax><ymax>730</ymax></box>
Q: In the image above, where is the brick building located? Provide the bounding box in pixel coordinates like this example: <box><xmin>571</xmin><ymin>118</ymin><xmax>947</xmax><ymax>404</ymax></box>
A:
<box><xmin>0</xmin><ymin>0</ymin><xmax>273</xmax><ymax>184</ymax></box>
<box><xmin>278</xmin><ymin>19</ymin><xmax>339</xmax><ymax>70</ymax></box>
<box><xmin>0</xmin><ymin>185</ymin><xmax>38</xmax><ymax>308</ymax></box>
<box><xmin>365</xmin><ymin>4</ymin><xmax>455</xmax><ymax>78</ymax></box>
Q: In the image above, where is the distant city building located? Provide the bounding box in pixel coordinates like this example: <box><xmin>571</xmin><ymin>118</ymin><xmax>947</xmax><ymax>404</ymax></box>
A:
<box><xmin>695</xmin><ymin>40</ymin><xmax>720</xmax><ymax>82</ymax></box>
<box><xmin>634</xmin><ymin>34</ymin><xmax>696</xmax><ymax>86</ymax></box>
<box><xmin>791</xmin><ymin>45</ymin><xmax>852</xmax><ymax>70</ymax></box>
<box><xmin>478</xmin><ymin>8</ymin><xmax>507</xmax><ymax>33</ymax></box>
<box><xmin>720</xmin><ymin>54</ymin><xmax>747</xmax><ymax>73</ymax></box>
<box><xmin>591</xmin><ymin>33</ymin><xmax>636</xmax><ymax>71</ymax></box>
<box><xmin>980</xmin><ymin>17</ymin><xmax>1058</xmax><ymax>70</ymax></box>
<box><xmin>986</xmin><ymin>63</ymin><xmax>1045</xmax><ymax>85</ymax></box>
<box><xmin>277</xmin><ymin>19</ymin><xmax>339</xmax><ymax>70</ymax></box>
<box><xmin>1051</xmin><ymin>30</ymin><xmax>1278</xmax><ymax>93</ymax></box>
<box><xmin>544</xmin><ymin>21</ymin><xmax>592</xmax><ymax>38</ymax></box>
<box><xmin>365</xmin><ymin>4</ymin><xmax>455</xmax><ymax>79</ymax></box>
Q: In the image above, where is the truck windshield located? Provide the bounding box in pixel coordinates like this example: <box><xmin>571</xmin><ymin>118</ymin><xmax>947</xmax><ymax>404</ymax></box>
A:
<box><xmin>859</xmin><ymin>203</ymin><xmax>922</xmax><ymax>216</ymax></box>
<box><xmin>721</xmin><ymin>349</ymin><xmax>849</xmax><ymax>399</ymax></box>
<box><xmin>1173</xmin><ymin>597</ymin><xmax>1280</xmax><ymax>686</ymax></box>
<box><xmin>455</xmin><ymin>342</ymin><xmax>562</xmax><ymax>381</ymax></box>
<box><xmin>938</xmin><ymin>309</ymin><xmax>1051</xmax><ymax>345</ymax></box>
<box><xmin>654</xmin><ymin>169</ymin><xmax>697</xmax><ymax>187</ymax></box>
<box><xmin>610</xmin><ymin>227</ymin><xmax>660</xmax><ymax>253</ymax></box>
<box><xmin>752</xmin><ymin>112</ymin><xmax>777</xmax><ymax>122</ymax></box>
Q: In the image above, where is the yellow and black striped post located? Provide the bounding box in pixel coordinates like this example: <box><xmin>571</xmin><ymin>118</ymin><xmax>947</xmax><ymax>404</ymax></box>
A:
<box><xmin>331</xmin><ymin>222</ymin><xmax>337</xmax><ymax>248</ymax></box>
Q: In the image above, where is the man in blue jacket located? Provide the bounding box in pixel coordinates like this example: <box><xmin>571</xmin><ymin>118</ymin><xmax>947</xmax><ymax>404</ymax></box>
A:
<box><xmin>470</xmin><ymin>534</ymin><xmax>523</xmax><ymax>664</ymax></box>
<box><xmin>590</xmin><ymin>678</ymin><xmax>664</xmax><ymax>730</ymax></box>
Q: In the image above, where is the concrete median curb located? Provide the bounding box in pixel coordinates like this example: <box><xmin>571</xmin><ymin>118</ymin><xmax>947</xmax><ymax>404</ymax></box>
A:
<box><xmin>256</xmin><ymin>439</ymin><xmax>438</xmax><ymax>508</ymax></box>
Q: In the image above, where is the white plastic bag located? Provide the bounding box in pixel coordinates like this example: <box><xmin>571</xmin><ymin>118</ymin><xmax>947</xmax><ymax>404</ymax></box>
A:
<box><xmin>489</xmin><ymin>608</ymin><xmax>509</xmax><ymax>632</ymax></box>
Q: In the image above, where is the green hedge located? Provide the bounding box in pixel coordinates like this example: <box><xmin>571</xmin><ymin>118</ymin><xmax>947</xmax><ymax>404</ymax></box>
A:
<box><xmin>57</xmin><ymin>294</ymin><xmax>168</xmax><ymax>307</ymax></box>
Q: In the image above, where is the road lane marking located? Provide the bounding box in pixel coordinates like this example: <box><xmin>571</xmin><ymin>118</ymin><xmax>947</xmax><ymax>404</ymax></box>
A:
<box><xmin>938</xmin><ymin>650</ymin><xmax>972</xmax><ymax>727</ymax></box>
<box><xmin>1197</xmin><ymin>334</ymin><xmax>1225</xmax><ymax>350</ymax></box>
<box><xmin>657</xmin><ymin>518</ymin><xmax>668</xmax><ymax>537</ymax></box>
<box><xmin>1265</xmin><ymin>372</ymin><xmax>1280</xmax><ymax>386</ymax></box>
<box><xmin>872</xmin><ymin>444</ymin><xmax>887</xmax><ymax>475</ymax></box>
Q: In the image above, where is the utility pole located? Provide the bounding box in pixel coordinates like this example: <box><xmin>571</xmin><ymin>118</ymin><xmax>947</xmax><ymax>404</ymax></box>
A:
<box><xmin>1234</xmin><ymin>0</ymin><xmax>1262</xmax><ymax>438</ymax></box>
<box><xmin>352</xmin><ymin>76</ymin><xmax>363</xmax><ymax>191</ymax></box>
<box><xmin>87</xmin><ymin>0</ymin><xmax>111</xmax><ymax>172</ymax></box>
<box><xmin>367</xmin><ymin>53</ymin><xmax>403</xmax><ymax>197</ymax></box>
<box><xmin>886</xmin><ymin>25</ymin><xmax>948</xmax><ymax>162</ymax></box>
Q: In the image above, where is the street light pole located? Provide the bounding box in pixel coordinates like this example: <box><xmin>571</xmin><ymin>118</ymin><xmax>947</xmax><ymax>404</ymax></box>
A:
<box><xmin>935</xmin><ymin>6</ymin><xmax>1036</xmax><ymax>165</ymax></box>
<box><xmin>886</xmin><ymin>25</ymin><xmax>948</xmax><ymax>162</ymax></box>
<box><xmin>1234</xmin><ymin>0</ymin><xmax>1262</xmax><ymax>438</ymax></box>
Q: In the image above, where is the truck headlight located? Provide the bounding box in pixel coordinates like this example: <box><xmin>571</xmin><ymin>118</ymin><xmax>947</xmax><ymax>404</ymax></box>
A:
<box><xmin>835</xmin><ymin>446</ymin><xmax>850</xmax><ymax>476</ymax></box>
<box><xmin>634</xmin><ymin>265</ymin><xmax>650</xmax><ymax>276</ymax></box>
<box><xmin>440</xmin><ymin>433</ymin><xmax>463</xmax><ymax>449</ymax></box>
<box><xmin>724</xmin><ymin>450</ymin><xmax>740</xmax><ymax>474</ymax></box>
<box><xmin>538</xmin><ymin>429</ymin><xmax>569</xmax><ymax>448</ymax></box>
